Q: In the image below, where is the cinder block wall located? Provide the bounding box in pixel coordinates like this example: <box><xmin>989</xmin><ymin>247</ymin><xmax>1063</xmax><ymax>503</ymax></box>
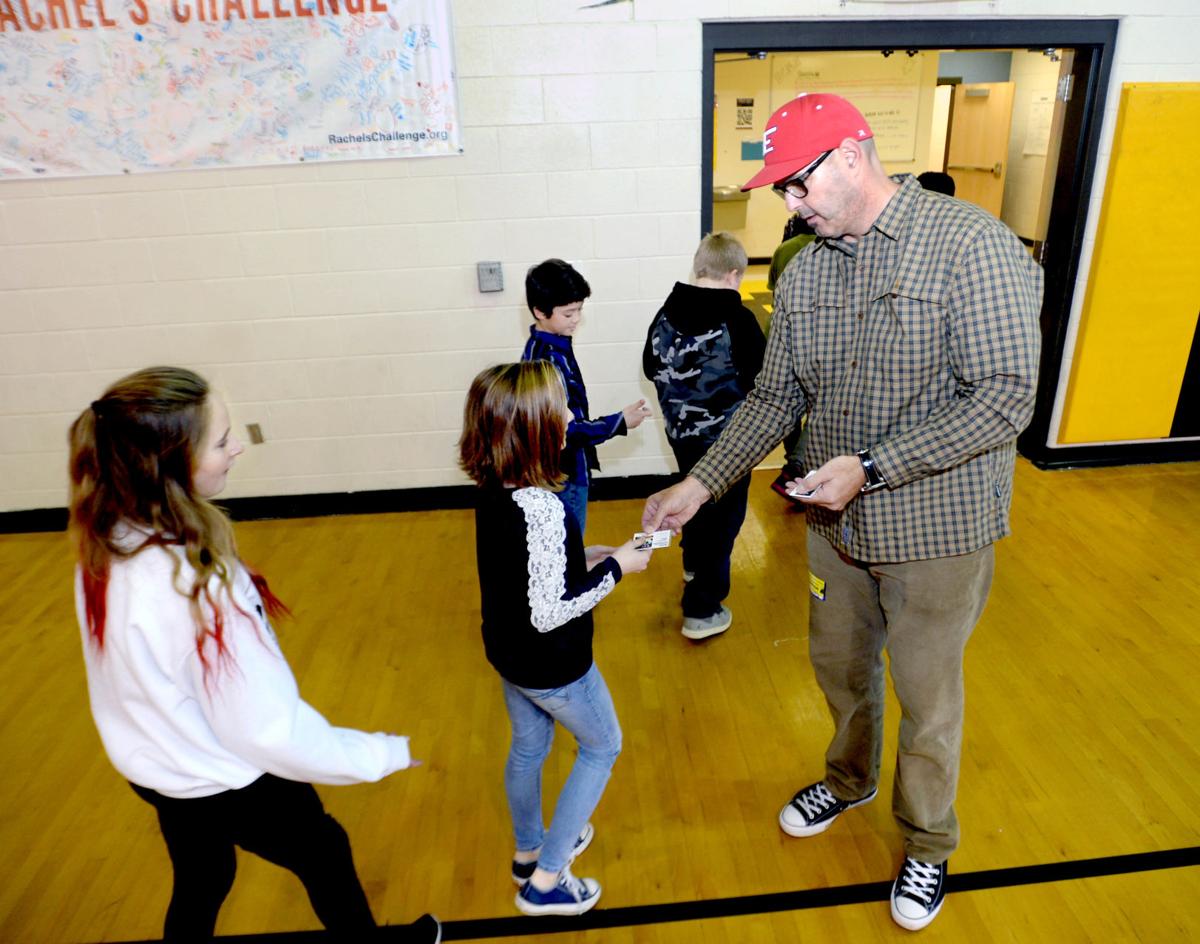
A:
<box><xmin>2</xmin><ymin>1</ymin><xmax>1197</xmax><ymax>512</ymax></box>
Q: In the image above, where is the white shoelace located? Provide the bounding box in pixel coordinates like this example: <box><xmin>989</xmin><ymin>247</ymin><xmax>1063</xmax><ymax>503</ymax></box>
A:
<box><xmin>794</xmin><ymin>783</ymin><xmax>839</xmax><ymax>819</ymax></box>
<box><xmin>557</xmin><ymin>868</ymin><xmax>587</xmax><ymax>901</ymax></box>
<box><xmin>897</xmin><ymin>858</ymin><xmax>941</xmax><ymax>904</ymax></box>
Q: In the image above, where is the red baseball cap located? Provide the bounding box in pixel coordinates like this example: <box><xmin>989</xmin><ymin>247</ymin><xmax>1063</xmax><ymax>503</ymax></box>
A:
<box><xmin>741</xmin><ymin>93</ymin><xmax>873</xmax><ymax>191</ymax></box>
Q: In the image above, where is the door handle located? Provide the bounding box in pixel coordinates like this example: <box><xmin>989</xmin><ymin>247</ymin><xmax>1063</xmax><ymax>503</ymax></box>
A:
<box><xmin>948</xmin><ymin>162</ymin><xmax>1004</xmax><ymax>178</ymax></box>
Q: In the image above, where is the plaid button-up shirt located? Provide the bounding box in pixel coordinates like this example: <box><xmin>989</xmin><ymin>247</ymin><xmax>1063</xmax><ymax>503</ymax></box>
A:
<box><xmin>691</xmin><ymin>176</ymin><xmax>1043</xmax><ymax>562</ymax></box>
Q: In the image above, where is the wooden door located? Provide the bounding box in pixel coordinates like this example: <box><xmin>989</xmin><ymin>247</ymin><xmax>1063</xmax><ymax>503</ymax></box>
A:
<box><xmin>947</xmin><ymin>81</ymin><xmax>1016</xmax><ymax>218</ymax></box>
<box><xmin>1032</xmin><ymin>52</ymin><xmax>1074</xmax><ymax>253</ymax></box>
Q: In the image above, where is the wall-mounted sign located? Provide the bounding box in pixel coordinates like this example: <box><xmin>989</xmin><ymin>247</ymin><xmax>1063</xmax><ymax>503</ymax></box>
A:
<box><xmin>0</xmin><ymin>0</ymin><xmax>461</xmax><ymax>179</ymax></box>
<box><xmin>736</xmin><ymin>97</ymin><xmax>755</xmax><ymax>130</ymax></box>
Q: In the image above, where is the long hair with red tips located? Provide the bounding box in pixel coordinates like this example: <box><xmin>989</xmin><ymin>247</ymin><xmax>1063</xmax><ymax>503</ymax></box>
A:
<box><xmin>69</xmin><ymin>367</ymin><xmax>287</xmax><ymax>675</ymax></box>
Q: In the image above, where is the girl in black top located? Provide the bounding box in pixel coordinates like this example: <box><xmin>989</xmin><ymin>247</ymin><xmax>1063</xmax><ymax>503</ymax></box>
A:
<box><xmin>459</xmin><ymin>361</ymin><xmax>652</xmax><ymax>916</ymax></box>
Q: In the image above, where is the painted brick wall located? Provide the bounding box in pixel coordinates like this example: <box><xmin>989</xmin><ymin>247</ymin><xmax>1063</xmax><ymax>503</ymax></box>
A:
<box><xmin>1</xmin><ymin>0</ymin><xmax>1197</xmax><ymax>511</ymax></box>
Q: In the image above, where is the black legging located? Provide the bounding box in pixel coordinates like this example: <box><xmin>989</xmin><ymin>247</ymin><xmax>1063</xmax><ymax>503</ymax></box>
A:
<box><xmin>131</xmin><ymin>774</ymin><xmax>375</xmax><ymax>941</ymax></box>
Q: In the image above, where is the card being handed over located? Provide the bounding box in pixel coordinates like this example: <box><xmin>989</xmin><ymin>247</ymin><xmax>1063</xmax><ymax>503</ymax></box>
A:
<box><xmin>633</xmin><ymin>530</ymin><xmax>672</xmax><ymax>551</ymax></box>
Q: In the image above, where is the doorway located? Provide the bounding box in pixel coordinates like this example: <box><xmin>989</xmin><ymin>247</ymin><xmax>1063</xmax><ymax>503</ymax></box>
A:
<box><xmin>701</xmin><ymin>20</ymin><xmax>1118</xmax><ymax>469</ymax></box>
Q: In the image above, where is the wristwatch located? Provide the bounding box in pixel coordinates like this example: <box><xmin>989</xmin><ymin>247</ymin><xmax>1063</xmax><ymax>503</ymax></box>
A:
<box><xmin>856</xmin><ymin>448</ymin><xmax>887</xmax><ymax>493</ymax></box>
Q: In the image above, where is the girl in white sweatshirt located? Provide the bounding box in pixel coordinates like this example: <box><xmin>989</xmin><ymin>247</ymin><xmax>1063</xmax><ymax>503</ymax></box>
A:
<box><xmin>69</xmin><ymin>366</ymin><xmax>439</xmax><ymax>943</ymax></box>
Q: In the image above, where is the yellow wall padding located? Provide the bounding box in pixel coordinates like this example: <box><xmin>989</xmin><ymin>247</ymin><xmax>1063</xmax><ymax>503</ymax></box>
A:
<box><xmin>1059</xmin><ymin>83</ymin><xmax>1200</xmax><ymax>444</ymax></box>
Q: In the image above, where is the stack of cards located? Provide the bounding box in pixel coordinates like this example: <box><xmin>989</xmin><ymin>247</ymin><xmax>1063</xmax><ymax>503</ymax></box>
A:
<box><xmin>787</xmin><ymin>473</ymin><xmax>822</xmax><ymax>499</ymax></box>
<box><xmin>633</xmin><ymin>530</ymin><xmax>672</xmax><ymax>551</ymax></box>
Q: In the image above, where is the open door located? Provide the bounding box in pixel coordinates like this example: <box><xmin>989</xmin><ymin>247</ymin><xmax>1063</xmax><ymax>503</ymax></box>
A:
<box><xmin>947</xmin><ymin>81</ymin><xmax>1016</xmax><ymax>218</ymax></box>
<box><xmin>1031</xmin><ymin>51</ymin><xmax>1074</xmax><ymax>263</ymax></box>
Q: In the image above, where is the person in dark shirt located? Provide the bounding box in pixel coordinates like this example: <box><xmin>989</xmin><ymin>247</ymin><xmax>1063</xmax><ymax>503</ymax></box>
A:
<box><xmin>766</xmin><ymin>213</ymin><xmax>818</xmax><ymax>505</ymax></box>
<box><xmin>917</xmin><ymin>170</ymin><xmax>956</xmax><ymax>196</ymax></box>
<box><xmin>643</xmin><ymin>232</ymin><xmax>765</xmax><ymax>640</ymax></box>
<box><xmin>459</xmin><ymin>360</ymin><xmax>652</xmax><ymax>917</ymax></box>
<box><xmin>522</xmin><ymin>259</ymin><xmax>651</xmax><ymax>535</ymax></box>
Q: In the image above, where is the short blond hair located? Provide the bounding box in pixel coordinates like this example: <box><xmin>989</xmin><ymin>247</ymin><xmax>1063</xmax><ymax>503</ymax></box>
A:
<box><xmin>692</xmin><ymin>231</ymin><xmax>747</xmax><ymax>281</ymax></box>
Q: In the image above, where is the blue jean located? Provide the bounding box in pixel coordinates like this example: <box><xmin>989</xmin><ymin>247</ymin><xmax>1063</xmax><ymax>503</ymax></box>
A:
<box><xmin>557</xmin><ymin>481</ymin><xmax>588</xmax><ymax>537</ymax></box>
<box><xmin>502</xmin><ymin>663</ymin><xmax>621</xmax><ymax>873</ymax></box>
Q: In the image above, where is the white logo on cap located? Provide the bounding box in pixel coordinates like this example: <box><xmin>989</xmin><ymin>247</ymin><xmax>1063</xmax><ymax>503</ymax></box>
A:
<box><xmin>763</xmin><ymin>124</ymin><xmax>778</xmax><ymax>155</ymax></box>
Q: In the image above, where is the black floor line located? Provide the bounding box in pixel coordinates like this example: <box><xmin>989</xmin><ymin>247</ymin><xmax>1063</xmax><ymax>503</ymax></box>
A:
<box><xmin>113</xmin><ymin>845</ymin><xmax>1200</xmax><ymax>943</ymax></box>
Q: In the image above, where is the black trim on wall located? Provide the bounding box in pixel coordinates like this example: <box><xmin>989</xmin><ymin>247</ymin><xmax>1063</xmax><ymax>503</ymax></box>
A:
<box><xmin>0</xmin><ymin>507</ymin><xmax>68</xmax><ymax>534</ymax></box>
<box><xmin>702</xmin><ymin>19</ymin><xmax>1145</xmax><ymax>470</ymax></box>
<box><xmin>1027</xmin><ymin>440</ymin><xmax>1200</xmax><ymax>471</ymax></box>
<box><xmin>0</xmin><ymin>475</ymin><xmax>680</xmax><ymax>535</ymax></box>
<box><xmin>1169</xmin><ymin>312</ymin><xmax>1200</xmax><ymax>439</ymax></box>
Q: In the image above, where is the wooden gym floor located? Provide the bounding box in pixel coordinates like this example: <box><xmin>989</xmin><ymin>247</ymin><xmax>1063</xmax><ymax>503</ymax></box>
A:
<box><xmin>0</xmin><ymin>461</ymin><xmax>1197</xmax><ymax>942</ymax></box>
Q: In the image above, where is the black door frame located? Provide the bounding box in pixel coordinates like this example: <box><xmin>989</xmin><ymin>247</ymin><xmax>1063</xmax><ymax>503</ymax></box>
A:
<box><xmin>702</xmin><ymin>19</ymin><xmax>1194</xmax><ymax>470</ymax></box>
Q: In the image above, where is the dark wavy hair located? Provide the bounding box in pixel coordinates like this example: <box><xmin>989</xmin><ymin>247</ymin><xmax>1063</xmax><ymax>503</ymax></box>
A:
<box><xmin>458</xmin><ymin>361</ymin><xmax>568</xmax><ymax>491</ymax></box>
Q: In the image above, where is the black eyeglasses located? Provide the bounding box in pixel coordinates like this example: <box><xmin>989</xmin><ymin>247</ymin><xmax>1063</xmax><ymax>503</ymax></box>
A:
<box><xmin>771</xmin><ymin>149</ymin><xmax>833</xmax><ymax>200</ymax></box>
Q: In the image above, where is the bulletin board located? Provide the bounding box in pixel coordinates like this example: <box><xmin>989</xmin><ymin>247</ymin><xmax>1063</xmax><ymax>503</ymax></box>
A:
<box><xmin>771</xmin><ymin>51</ymin><xmax>925</xmax><ymax>163</ymax></box>
<box><xmin>1059</xmin><ymin>83</ymin><xmax>1200</xmax><ymax>443</ymax></box>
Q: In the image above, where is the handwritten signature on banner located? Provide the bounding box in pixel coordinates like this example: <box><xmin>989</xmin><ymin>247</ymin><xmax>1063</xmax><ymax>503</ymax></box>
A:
<box><xmin>0</xmin><ymin>0</ymin><xmax>462</xmax><ymax>178</ymax></box>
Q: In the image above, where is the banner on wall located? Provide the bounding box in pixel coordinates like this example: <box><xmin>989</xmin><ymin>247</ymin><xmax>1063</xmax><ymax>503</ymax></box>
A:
<box><xmin>0</xmin><ymin>0</ymin><xmax>461</xmax><ymax>179</ymax></box>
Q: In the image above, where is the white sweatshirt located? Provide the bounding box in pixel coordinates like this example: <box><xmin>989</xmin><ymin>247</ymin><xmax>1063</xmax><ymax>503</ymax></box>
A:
<box><xmin>77</xmin><ymin>533</ymin><xmax>410</xmax><ymax>799</ymax></box>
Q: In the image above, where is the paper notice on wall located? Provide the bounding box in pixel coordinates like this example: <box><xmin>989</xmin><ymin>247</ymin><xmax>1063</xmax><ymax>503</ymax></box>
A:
<box><xmin>736</xmin><ymin>97</ymin><xmax>755</xmax><ymax>130</ymax></box>
<box><xmin>0</xmin><ymin>0</ymin><xmax>461</xmax><ymax>179</ymax></box>
<box><xmin>770</xmin><ymin>52</ymin><xmax>924</xmax><ymax>164</ymax></box>
<box><xmin>1024</xmin><ymin>93</ymin><xmax>1055</xmax><ymax>156</ymax></box>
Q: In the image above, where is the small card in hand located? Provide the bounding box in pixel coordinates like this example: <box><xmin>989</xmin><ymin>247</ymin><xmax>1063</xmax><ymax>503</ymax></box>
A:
<box><xmin>787</xmin><ymin>473</ymin><xmax>822</xmax><ymax>499</ymax></box>
<box><xmin>633</xmin><ymin>530</ymin><xmax>672</xmax><ymax>550</ymax></box>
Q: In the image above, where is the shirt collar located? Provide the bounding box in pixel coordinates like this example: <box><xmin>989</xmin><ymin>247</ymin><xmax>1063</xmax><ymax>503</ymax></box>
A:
<box><xmin>112</xmin><ymin>520</ymin><xmax>166</xmax><ymax>552</ymax></box>
<box><xmin>872</xmin><ymin>173</ymin><xmax>921</xmax><ymax>241</ymax></box>
<box><xmin>819</xmin><ymin>174</ymin><xmax>920</xmax><ymax>256</ymax></box>
<box><xmin>529</xmin><ymin>324</ymin><xmax>572</xmax><ymax>349</ymax></box>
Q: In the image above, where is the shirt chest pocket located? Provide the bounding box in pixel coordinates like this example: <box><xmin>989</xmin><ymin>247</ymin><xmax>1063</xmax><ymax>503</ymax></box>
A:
<box><xmin>871</xmin><ymin>280</ymin><xmax>947</xmax><ymax>387</ymax></box>
<box><xmin>788</xmin><ymin>282</ymin><xmax>848</xmax><ymax>389</ymax></box>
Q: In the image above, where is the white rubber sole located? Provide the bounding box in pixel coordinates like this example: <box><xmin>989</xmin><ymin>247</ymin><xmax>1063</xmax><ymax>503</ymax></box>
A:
<box><xmin>890</xmin><ymin>893</ymin><xmax>944</xmax><ymax>931</ymax></box>
<box><xmin>778</xmin><ymin>787</ymin><xmax>877</xmax><ymax>837</ymax></box>
<box><xmin>681</xmin><ymin>620</ymin><xmax>731</xmax><ymax>640</ymax></box>
<box><xmin>681</xmin><ymin>608</ymin><xmax>732</xmax><ymax>640</ymax></box>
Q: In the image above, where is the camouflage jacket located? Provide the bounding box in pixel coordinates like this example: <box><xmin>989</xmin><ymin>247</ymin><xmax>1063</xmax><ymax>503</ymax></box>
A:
<box><xmin>642</xmin><ymin>282</ymin><xmax>765</xmax><ymax>473</ymax></box>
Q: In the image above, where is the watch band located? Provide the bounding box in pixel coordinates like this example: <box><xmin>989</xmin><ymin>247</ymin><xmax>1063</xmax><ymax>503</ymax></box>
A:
<box><xmin>856</xmin><ymin>448</ymin><xmax>886</xmax><ymax>493</ymax></box>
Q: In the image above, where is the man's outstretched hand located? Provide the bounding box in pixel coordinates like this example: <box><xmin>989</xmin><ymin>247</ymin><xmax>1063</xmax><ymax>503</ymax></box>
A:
<box><xmin>641</xmin><ymin>476</ymin><xmax>711</xmax><ymax>533</ymax></box>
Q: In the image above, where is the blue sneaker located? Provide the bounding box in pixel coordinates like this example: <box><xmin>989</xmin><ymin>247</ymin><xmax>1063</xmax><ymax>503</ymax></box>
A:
<box><xmin>515</xmin><ymin>867</ymin><xmax>601</xmax><ymax>916</ymax></box>
<box><xmin>511</xmin><ymin>822</ymin><xmax>595</xmax><ymax>885</ymax></box>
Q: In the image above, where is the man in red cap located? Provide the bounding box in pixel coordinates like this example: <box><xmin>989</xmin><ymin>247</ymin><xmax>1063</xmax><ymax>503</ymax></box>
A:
<box><xmin>643</xmin><ymin>92</ymin><xmax>1043</xmax><ymax>930</ymax></box>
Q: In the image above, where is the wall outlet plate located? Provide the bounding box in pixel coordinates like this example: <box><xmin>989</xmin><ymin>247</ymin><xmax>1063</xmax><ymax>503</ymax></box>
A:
<box><xmin>477</xmin><ymin>261</ymin><xmax>504</xmax><ymax>293</ymax></box>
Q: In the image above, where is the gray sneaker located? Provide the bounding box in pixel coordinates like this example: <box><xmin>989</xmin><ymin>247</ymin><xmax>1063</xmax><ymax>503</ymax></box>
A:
<box><xmin>681</xmin><ymin>605</ymin><xmax>732</xmax><ymax>640</ymax></box>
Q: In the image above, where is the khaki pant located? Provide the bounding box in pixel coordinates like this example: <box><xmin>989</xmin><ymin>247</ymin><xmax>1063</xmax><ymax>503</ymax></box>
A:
<box><xmin>806</xmin><ymin>532</ymin><xmax>994</xmax><ymax>862</ymax></box>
